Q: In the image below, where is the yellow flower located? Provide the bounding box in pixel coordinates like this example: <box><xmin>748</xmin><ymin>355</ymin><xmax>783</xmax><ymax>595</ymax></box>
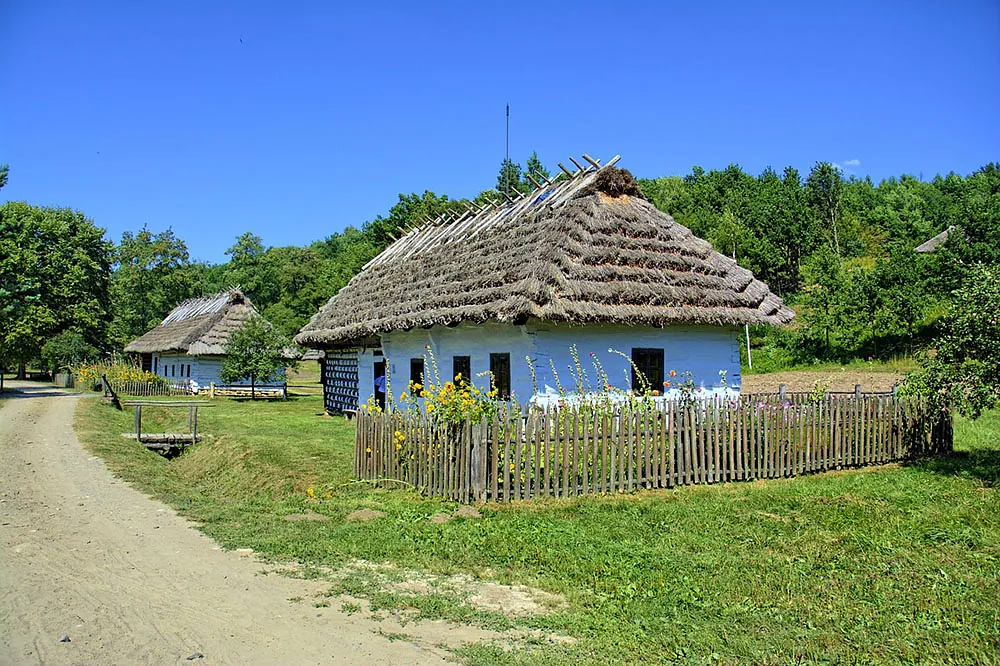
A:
<box><xmin>396</xmin><ymin>443</ymin><xmax>402</xmax><ymax>450</ymax></box>
<box><xmin>365</xmin><ymin>447</ymin><xmax>372</xmax><ymax>453</ymax></box>
<box><xmin>400</xmin><ymin>392</ymin><xmax>408</xmax><ymax>401</ymax></box>
<box><xmin>427</xmin><ymin>404</ymin><xmax>435</xmax><ymax>412</ymax></box>
<box><xmin>306</xmin><ymin>487</ymin><xmax>316</xmax><ymax>499</ymax></box>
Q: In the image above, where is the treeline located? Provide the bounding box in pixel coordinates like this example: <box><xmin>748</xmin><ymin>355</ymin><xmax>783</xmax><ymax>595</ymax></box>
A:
<box><xmin>641</xmin><ymin>162</ymin><xmax>1000</xmax><ymax>366</ymax></box>
<box><xmin>1</xmin><ymin>157</ymin><xmax>997</xmax><ymax>375</ymax></box>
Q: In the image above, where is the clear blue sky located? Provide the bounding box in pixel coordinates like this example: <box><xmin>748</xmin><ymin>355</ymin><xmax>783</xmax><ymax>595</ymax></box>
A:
<box><xmin>2</xmin><ymin>1</ymin><xmax>998</xmax><ymax>264</ymax></box>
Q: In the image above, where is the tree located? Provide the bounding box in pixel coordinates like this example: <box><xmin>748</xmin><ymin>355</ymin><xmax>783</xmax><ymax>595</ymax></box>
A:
<box><xmin>798</xmin><ymin>245</ymin><xmax>847</xmax><ymax>354</ymax></box>
<box><xmin>0</xmin><ymin>164</ymin><xmax>8</xmax><ymax>191</ymax></box>
<box><xmin>220</xmin><ymin>316</ymin><xmax>292</xmax><ymax>400</ymax></box>
<box><xmin>363</xmin><ymin>191</ymin><xmax>457</xmax><ymax>250</ymax></box>
<box><xmin>262</xmin><ymin>245</ymin><xmax>327</xmax><ymax>337</ymax></box>
<box><xmin>40</xmin><ymin>330</ymin><xmax>100</xmax><ymax>374</ymax></box>
<box><xmin>224</xmin><ymin>232</ymin><xmax>280</xmax><ymax>310</ymax></box>
<box><xmin>0</xmin><ymin>202</ymin><xmax>111</xmax><ymax>377</ymax></box>
<box><xmin>806</xmin><ymin>162</ymin><xmax>844</xmax><ymax>255</ymax></box>
<box><xmin>496</xmin><ymin>158</ymin><xmax>524</xmax><ymax>197</ymax></box>
<box><xmin>524</xmin><ymin>151</ymin><xmax>550</xmax><ymax>187</ymax></box>
<box><xmin>110</xmin><ymin>225</ymin><xmax>200</xmax><ymax>349</ymax></box>
<box><xmin>871</xmin><ymin>247</ymin><xmax>927</xmax><ymax>355</ymax></box>
<box><xmin>905</xmin><ymin>264</ymin><xmax>1000</xmax><ymax>418</ymax></box>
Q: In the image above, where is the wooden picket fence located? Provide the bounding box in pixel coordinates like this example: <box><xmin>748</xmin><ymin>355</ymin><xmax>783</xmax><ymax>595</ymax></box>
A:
<box><xmin>108</xmin><ymin>379</ymin><xmax>189</xmax><ymax>397</ymax></box>
<box><xmin>355</xmin><ymin>394</ymin><xmax>952</xmax><ymax>503</ymax></box>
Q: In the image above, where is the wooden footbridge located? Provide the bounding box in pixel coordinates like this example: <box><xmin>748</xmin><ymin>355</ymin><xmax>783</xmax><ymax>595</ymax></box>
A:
<box><xmin>121</xmin><ymin>400</ymin><xmax>213</xmax><ymax>455</ymax></box>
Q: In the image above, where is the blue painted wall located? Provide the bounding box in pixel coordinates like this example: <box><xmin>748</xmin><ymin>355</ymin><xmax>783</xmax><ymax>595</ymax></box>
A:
<box><xmin>151</xmin><ymin>352</ymin><xmax>285</xmax><ymax>394</ymax></box>
<box><xmin>373</xmin><ymin>319</ymin><xmax>741</xmax><ymax>407</ymax></box>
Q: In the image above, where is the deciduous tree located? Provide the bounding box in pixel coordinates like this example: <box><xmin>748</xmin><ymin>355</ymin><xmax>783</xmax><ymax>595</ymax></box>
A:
<box><xmin>110</xmin><ymin>225</ymin><xmax>200</xmax><ymax>349</ymax></box>
<box><xmin>905</xmin><ymin>264</ymin><xmax>1000</xmax><ymax>418</ymax></box>
<box><xmin>221</xmin><ymin>316</ymin><xmax>293</xmax><ymax>400</ymax></box>
<box><xmin>0</xmin><ymin>202</ymin><xmax>111</xmax><ymax>377</ymax></box>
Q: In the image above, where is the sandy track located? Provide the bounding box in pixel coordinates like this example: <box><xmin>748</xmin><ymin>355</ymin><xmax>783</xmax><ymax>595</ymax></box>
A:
<box><xmin>0</xmin><ymin>384</ymin><xmax>455</xmax><ymax>665</ymax></box>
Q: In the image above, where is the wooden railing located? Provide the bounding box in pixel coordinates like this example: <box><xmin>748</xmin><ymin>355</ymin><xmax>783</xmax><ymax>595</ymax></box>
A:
<box><xmin>355</xmin><ymin>395</ymin><xmax>952</xmax><ymax>503</ymax></box>
<box><xmin>108</xmin><ymin>379</ymin><xmax>189</xmax><ymax>397</ymax></box>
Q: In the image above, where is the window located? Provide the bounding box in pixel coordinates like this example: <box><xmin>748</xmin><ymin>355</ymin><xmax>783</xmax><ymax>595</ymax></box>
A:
<box><xmin>631</xmin><ymin>348</ymin><xmax>664</xmax><ymax>393</ymax></box>
<box><xmin>452</xmin><ymin>356</ymin><xmax>471</xmax><ymax>386</ymax></box>
<box><xmin>410</xmin><ymin>358</ymin><xmax>425</xmax><ymax>396</ymax></box>
<box><xmin>171</xmin><ymin>364</ymin><xmax>175</xmax><ymax>378</ymax></box>
<box><xmin>489</xmin><ymin>353</ymin><xmax>511</xmax><ymax>400</ymax></box>
<box><xmin>153</xmin><ymin>357</ymin><xmax>158</xmax><ymax>374</ymax></box>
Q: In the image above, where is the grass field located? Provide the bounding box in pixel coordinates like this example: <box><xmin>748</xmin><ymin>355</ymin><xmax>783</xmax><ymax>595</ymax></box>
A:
<box><xmin>75</xmin><ymin>393</ymin><xmax>1000</xmax><ymax>665</ymax></box>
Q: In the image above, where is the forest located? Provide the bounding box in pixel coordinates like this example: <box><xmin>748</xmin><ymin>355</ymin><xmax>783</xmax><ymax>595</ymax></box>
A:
<box><xmin>1</xmin><ymin>156</ymin><xmax>998</xmax><ymax>377</ymax></box>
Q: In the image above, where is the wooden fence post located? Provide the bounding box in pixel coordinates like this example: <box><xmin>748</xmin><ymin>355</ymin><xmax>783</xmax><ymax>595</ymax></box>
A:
<box><xmin>209</xmin><ymin>382</ymin><xmax>215</xmax><ymax>400</ymax></box>
<box><xmin>470</xmin><ymin>419</ymin><xmax>486</xmax><ymax>502</ymax></box>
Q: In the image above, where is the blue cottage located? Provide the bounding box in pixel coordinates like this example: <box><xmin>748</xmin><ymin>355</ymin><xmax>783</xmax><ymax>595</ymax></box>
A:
<box><xmin>296</xmin><ymin>157</ymin><xmax>793</xmax><ymax>413</ymax></box>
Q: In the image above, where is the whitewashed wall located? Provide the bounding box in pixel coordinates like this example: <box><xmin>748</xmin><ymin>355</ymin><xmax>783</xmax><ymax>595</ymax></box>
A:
<box><xmin>375</xmin><ymin>320</ymin><xmax>741</xmax><ymax>407</ymax></box>
<box><xmin>381</xmin><ymin>322</ymin><xmax>534</xmax><ymax>402</ymax></box>
<box><xmin>150</xmin><ymin>352</ymin><xmax>285</xmax><ymax>393</ymax></box>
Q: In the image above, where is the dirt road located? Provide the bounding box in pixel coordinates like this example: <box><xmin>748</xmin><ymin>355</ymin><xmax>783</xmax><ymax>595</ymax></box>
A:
<box><xmin>0</xmin><ymin>383</ymin><xmax>455</xmax><ymax>665</ymax></box>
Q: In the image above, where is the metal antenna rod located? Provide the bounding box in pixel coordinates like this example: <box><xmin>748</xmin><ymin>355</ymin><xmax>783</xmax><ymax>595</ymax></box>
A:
<box><xmin>505</xmin><ymin>103</ymin><xmax>510</xmax><ymax>196</ymax></box>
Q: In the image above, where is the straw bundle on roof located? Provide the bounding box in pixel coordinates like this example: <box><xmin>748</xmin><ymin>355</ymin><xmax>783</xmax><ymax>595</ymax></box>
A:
<box><xmin>296</xmin><ymin>163</ymin><xmax>793</xmax><ymax>348</ymax></box>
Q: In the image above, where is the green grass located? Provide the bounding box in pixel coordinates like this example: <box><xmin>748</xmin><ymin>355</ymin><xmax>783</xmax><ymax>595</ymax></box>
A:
<box><xmin>75</xmin><ymin>395</ymin><xmax>1000</xmax><ymax>666</ymax></box>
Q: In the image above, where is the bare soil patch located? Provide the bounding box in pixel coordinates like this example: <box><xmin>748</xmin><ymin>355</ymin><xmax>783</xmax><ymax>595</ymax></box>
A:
<box><xmin>335</xmin><ymin>559</ymin><xmax>567</xmax><ymax>618</ymax></box>
<box><xmin>346</xmin><ymin>508</ymin><xmax>386</xmax><ymax>522</ymax></box>
<box><xmin>742</xmin><ymin>369</ymin><xmax>905</xmax><ymax>394</ymax></box>
<box><xmin>282</xmin><ymin>510</ymin><xmax>329</xmax><ymax>522</ymax></box>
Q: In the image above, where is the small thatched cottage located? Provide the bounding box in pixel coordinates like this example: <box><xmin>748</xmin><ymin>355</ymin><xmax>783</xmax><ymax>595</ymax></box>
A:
<box><xmin>125</xmin><ymin>288</ymin><xmax>286</xmax><ymax>393</ymax></box>
<box><xmin>296</xmin><ymin>156</ymin><xmax>793</xmax><ymax>412</ymax></box>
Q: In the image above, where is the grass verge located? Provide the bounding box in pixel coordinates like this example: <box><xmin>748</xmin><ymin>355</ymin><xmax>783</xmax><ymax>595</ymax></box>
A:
<box><xmin>75</xmin><ymin>395</ymin><xmax>1000</xmax><ymax>665</ymax></box>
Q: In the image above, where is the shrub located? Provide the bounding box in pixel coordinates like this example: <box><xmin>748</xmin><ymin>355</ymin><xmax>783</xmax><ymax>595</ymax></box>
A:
<box><xmin>74</xmin><ymin>354</ymin><xmax>168</xmax><ymax>390</ymax></box>
<box><xmin>40</xmin><ymin>331</ymin><xmax>100</xmax><ymax>374</ymax></box>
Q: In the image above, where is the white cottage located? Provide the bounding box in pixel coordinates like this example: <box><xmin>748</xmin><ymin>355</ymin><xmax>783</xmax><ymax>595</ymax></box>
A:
<box><xmin>295</xmin><ymin>157</ymin><xmax>793</xmax><ymax>413</ymax></box>
<box><xmin>125</xmin><ymin>289</ymin><xmax>286</xmax><ymax>393</ymax></box>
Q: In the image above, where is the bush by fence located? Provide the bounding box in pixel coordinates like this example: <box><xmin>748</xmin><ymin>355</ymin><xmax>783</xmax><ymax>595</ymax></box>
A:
<box><xmin>355</xmin><ymin>394</ymin><xmax>952</xmax><ymax>503</ymax></box>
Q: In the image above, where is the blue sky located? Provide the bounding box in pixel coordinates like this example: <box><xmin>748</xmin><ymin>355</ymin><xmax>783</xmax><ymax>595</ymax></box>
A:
<box><xmin>2</xmin><ymin>1</ymin><xmax>998</xmax><ymax>264</ymax></box>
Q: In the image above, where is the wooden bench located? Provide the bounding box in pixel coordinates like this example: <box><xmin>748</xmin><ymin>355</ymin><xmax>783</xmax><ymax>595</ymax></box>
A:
<box><xmin>121</xmin><ymin>400</ymin><xmax>214</xmax><ymax>455</ymax></box>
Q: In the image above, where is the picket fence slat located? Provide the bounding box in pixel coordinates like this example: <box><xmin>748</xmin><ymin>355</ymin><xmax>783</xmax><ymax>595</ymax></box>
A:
<box><xmin>353</xmin><ymin>395</ymin><xmax>952</xmax><ymax>503</ymax></box>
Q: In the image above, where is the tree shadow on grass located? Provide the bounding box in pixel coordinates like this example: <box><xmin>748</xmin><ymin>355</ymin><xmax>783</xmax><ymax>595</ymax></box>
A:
<box><xmin>906</xmin><ymin>450</ymin><xmax>1000</xmax><ymax>487</ymax></box>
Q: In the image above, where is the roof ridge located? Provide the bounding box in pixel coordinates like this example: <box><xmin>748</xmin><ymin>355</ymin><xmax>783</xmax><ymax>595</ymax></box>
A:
<box><xmin>362</xmin><ymin>154</ymin><xmax>621</xmax><ymax>271</ymax></box>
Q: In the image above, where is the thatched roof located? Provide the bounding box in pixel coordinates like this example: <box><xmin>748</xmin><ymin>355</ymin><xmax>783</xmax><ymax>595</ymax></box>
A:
<box><xmin>914</xmin><ymin>225</ymin><xmax>957</xmax><ymax>253</ymax></box>
<box><xmin>301</xmin><ymin>348</ymin><xmax>324</xmax><ymax>361</ymax></box>
<box><xmin>124</xmin><ymin>289</ymin><xmax>260</xmax><ymax>355</ymax></box>
<box><xmin>296</xmin><ymin>157</ymin><xmax>794</xmax><ymax>348</ymax></box>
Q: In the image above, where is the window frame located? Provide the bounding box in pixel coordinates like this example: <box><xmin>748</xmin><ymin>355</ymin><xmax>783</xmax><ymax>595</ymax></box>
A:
<box><xmin>410</xmin><ymin>358</ymin><xmax>425</xmax><ymax>396</ymax></box>
<box><xmin>452</xmin><ymin>355</ymin><xmax>471</xmax><ymax>387</ymax></box>
<box><xmin>489</xmin><ymin>352</ymin><xmax>511</xmax><ymax>400</ymax></box>
<box><xmin>631</xmin><ymin>348</ymin><xmax>665</xmax><ymax>393</ymax></box>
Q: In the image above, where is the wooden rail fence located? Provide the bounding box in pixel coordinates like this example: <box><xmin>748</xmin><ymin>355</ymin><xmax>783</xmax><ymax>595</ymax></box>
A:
<box><xmin>107</xmin><ymin>379</ymin><xmax>189</xmax><ymax>397</ymax></box>
<box><xmin>355</xmin><ymin>395</ymin><xmax>952</xmax><ymax>503</ymax></box>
